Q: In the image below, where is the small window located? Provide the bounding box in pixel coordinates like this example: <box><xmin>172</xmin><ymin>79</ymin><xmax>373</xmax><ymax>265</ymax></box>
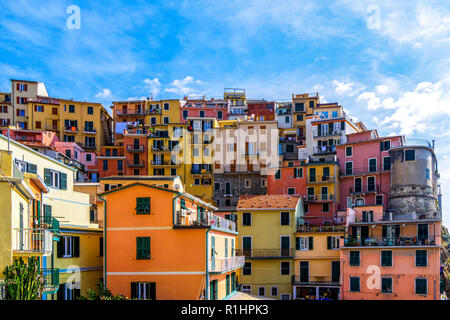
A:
<box><xmin>346</xmin><ymin>146</ymin><xmax>352</xmax><ymax>157</ymax></box>
<box><xmin>280</xmin><ymin>262</ymin><xmax>290</xmax><ymax>275</ymax></box>
<box><xmin>381</xmin><ymin>250</ymin><xmax>392</xmax><ymax>266</ymax></box>
<box><xmin>163</xmin><ymin>117</ymin><xmax>169</xmax><ymax>124</ymax></box>
<box><xmin>243</xmin><ymin>262</ymin><xmax>251</xmax><ymax>275</ymax></box>
<box><xmin>383</xmin><ymin>157</ymin><xmax>391</xmax><ymax>170</ymax></box>
<box><xmin>415</xmin><ymin>250</ymin><xmax>427</xmax><ymax>267</ymax></box>
<box><xmin>258</xmin><ymin>287</ymin><xmax>265</xmax><ymax>296</ymax></box>
<box><xmin>381</xmin><ymin>278</ymin><xmax>392</xmax><ymax>294</ymax></box>
<box><xmin>405</xmin><ymin>150</ymin><xmax>415</xmax><ymax>161</ymax></box>
<box><xmin>136</xmin><ymin>237</ymin><xmax>151</xmax><ymax>260</ymax></box>
<box><xmin>214</xmin><ymin>182</ymin><xmax>220</xmax><ymax>191</ymax></box>
<box><xmin>376</xmin><ymin>195</ymin><xmax>383</xmax><ymax>205</ymax></box>
<box><xmin>87</xmin><ymin>106</ymin><xmax>93</xmax><ymax>114</ymax></box>
<box><xmin>271</xmin><ymin>287</ymin><xmax>278</xmax><ymax>296</ymax></box>
<box><xmin>287</xmin><ymin>188</ymin><xmax>296</xmax><ymax>195</ymax></box>
<box><xmin>136</xmin><ymin>197</ymin><xmax>151</xmax><ymax>214</ymax></box>
<box><xmin>350</xmin><ymin>277</ymin><xmax>360</xmax><ymax>292</ymax></box>
<box><xmin>275</xmin><ymin>170</ymin><xmax>281</xmax><ymax>180</ymax></box>
<box><xmin>69</xmin><ymin>105</ymin><xmax>75</xmax><ymax>113</ymax></box>
<box><xmin>164</xmin><ymin>103</ymin><xmax>169</xmax><ymax>110</ymax></box>
<box><xmin>243</xmin><ymin>213</ymin><xmax>251</xmax><ymax>226</ymax></box>
<box><xmin>349</xmin><ymin>251</ymin><xmax>360</xmax><ymax>266</ymax></box>
<box><xmin>280</xmin><ymin>212</ymin><xmax>290</xmax><ymax>225</ymax></box>
<box><xmin>415</xmin><ymin>278</ymin><xmax>427</xmax><ymax>295</ymax></box>
<box><xmin>245</xmin><ymin>179</ymin><xmax>251</xmax><ymax>188</ymax></box>
<box><xmin>322</xmin><ymin>203</ymin><xmax>329</xmax><ymax>213</ymax></box>
<box><xmin>345</xmin><ymin>162</ymin><xmax>353</xmax><ymax>175</ymax></box>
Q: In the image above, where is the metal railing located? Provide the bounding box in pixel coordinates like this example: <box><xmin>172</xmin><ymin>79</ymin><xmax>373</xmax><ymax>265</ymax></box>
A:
<box><xmin>314</xmin><ymin>146</ymin><xmax>337</xmax><ymax>154</ymax></box>
<box><xmin>127</xmin><ymin>144</ymin><xmax>145</xmax><ymax>152</ymax></box>
<box><xmin>313</xmin><ymin>130</ymin><xmax>342</xmax><ymax>138</ymax></box>
<box><xmin>152</xmin><ymin>160</ymin><xmax>179</xmax><ymax>166</ymax></box>
<box><xmin>116</xmin><ymin>108</ymin><xmax>145</xmax><ymax>116</ymax></box>
<box><xmin>236</xmin><ymin>248</ymin><xmax>295</xmax><ymax>258</ymax></box>
<box><xmin>209</xmin><ymin>256</ymin><xmax>245</xmax><ymax>273</ymax></box>
<box><xmin>340</xmin><ymin>166</ymin><xmax>389</xmax><ymax>176</ymax></box>
<box><xmin>305</xmin><ymin>194</ymin><xmax>334</xmax><ymax>201</ymax></box>
<box><xmin>296</xmin><ymin>224</ymin><xmax>345</xmax><ymax>233</ymax></box>
<box><xmin>127</xmin><ymin>160</ymin><xmax>145</xmax><ymax>167</ymax></box>
<box><xmin>307</xmin><ymin>175</ymin><xmax>335</xmax><ymax>183</ymax></box>
<box><xmin>64</xmin><ymin>126</ymin><xmax>78</xmax><ymax>132</ymax></box>
<box><xmin>343</xmin><ymin>236</ymin><xmax>437</xmax><ymax>247</ymax></box>
<box><xmin>42</xmin><ymin>268</ymin><xmax>59</xmax><ymax>292</ymax></box>
<box><xmin>349</xmin><ymin>185</ymin><xmax>380</xmax><ymax>194</ymax></box>
<box><xmin>13</xmin><ymin>228</ymin><xmax>52</xmax><ymax>255</ymax></box>
<box><xmin>175</xmin><ymin>211</ymin><xmax>237</xmax><ymax>232</ymax></box>
<box><xmin>83</xmin><ymin>127</ymin><xmax>96</xmax><ymax>133</ymax></box>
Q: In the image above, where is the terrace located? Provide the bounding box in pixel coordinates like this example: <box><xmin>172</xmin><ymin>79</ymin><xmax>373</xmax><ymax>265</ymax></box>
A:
<box><xmin>209</xmin><ymin>256</ymin><xmax>245</xmax><ymax>273</ymax></box>
<box><xmin>175</xmin><ymin>210</ymin><xmax>237</xmax><ymax>233</ymax></box>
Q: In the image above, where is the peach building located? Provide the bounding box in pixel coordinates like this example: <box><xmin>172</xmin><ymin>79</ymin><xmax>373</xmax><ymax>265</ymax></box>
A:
<box><xmin>267</xmin><ymin>160</ymin><xmax>306</xmax><ymax>197</ymax></box>
<box><xmin>100</xmin><ymin>182</ymin><xmax>244</xmax><ymax>300</ymax></box>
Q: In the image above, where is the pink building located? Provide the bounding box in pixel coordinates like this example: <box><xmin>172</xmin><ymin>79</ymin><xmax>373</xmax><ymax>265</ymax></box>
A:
<box><xmin>180</xmin><ymin>97</ymin><xmax>229</xmax><ymax>123</ymax></box>
<box><xmin>336</xmin><ymin>130</ymin><xmax>403</xmax><ymax>211</ymax></box>
<box><xmin>340</xmin><ymin>205</ymin><xmax>441</xmax><ymax>300</ymax></box>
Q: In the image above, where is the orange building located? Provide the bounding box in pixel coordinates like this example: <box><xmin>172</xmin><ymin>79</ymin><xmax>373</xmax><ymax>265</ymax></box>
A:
<box><xmin>96</xmin><ymin>145</ymin><xmax>126</xmax><ymax>179</ymax></box>
<box><xmin>100</xmin><ymin>182</ymin><xmax>244</xmax><ymax>300</ymax></box>
<box><xmin>267</xmin><ymin>160</ymin><xmax>306</xmax><ymax>197</ymax></box>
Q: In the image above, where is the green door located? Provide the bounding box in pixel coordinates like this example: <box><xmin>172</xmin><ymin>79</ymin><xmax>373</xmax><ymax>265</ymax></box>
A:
<box><xmin>242</xmin><ymin>237</ymin><xmax>251</xmax><ymax>257</ymax></box>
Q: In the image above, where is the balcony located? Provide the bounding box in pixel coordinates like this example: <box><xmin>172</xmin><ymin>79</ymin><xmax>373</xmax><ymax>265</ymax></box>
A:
<box><xmin>340</xmin><ymin>167</ymin><xmax>388</xmax><ymax>176</ymax></box>
<box><xmin>64</xmin><ymin>126</ymin><xmax>78</xmax><ymax>133</ymax></box>
<box><xmin>82</xmin><ymin>143</ymin><xmax>96</xmax><ymax>150</ymax></box>
<box><xmin>236</xmin><ymin>248</ymin><xmax>295</xmax><ymax>259</ymax></box>
<box><xmin>291</xmin><ymin>275</ymin><xmax>340</xmax><ymax>286</ymax></box>
<box><xmin>349</xmin><ymin>185</ymin><xmax>380</xmax><ymax>195</ymax></box>
<box><xmin>313</xmin><ymin>146</ymin><xmax>337</xmax><ymax>155</ymax></box>
<box><xmin>343</xmin><ymin>236</ymin><xmax>438</xmax><ymax>247</ymax></box>
<box><xmin>83</xmin><ymin>127</ymin><xmax>96</xmax><ymax>134</ymax></box>
<box><xmin>45</xmin><ymin>124</ymin><xmax>59</xmax><ymax>131</ymax></box>
<box><xmin>307</xmin><ymin>175</ymin><xmax>335</xmax><ymax>184</ymax></box>
<box><xmin>313</xmin><ymin>130</ymin><xmax>342</xmax><ymax>138</ymax></box>
<box><xmin>304</xmin><ymin>194</ymin><xmax>334</xmax><ymax>202</ymax></box>
<box><xmin>127</xmin><ymin>160</ymin><xmax>145</xmax><ymax>167</ymax></box>
<box><xmin>13</xmin><ymin>228</ymin><xmax>53</xmax><ymax>255</ymax></box>
<box><xmin>296</xmin><ymin>224</ymin><xmax>345</xmax><ymax>233</ymax></box>
<box><xmin>152</xmin><ymin>160</ymin><xmax>179</xmax><ymax>166</ymax></box>
<box><xmin>34</xmin><ymin>216</ymin><xmax>60</xmax><ymax>234</ymax></box>
<box><xmin>127</xmin><ymin>144</ymin><xmax>145</xmax><ymax>152</ymax></box>
<box><xmin>116</xmin><ymin>108</ymin><xmax>145</xmax><ymax>116</ymax></box>
<box><xmin>146</xmin><ymin>108</ymin><xmax>162</xmax><ymax>115</ymax></box>
<box><xmin>151</xmin><ymin>146</ymin><xmax>171</xmax><ymax>152</ymax></box>
<box><xmin>42</xmin><ymin>268</ymin><xmax>59</xmax><ymax>293</ymax></box>
<box><xmin>175</xmin><ymin>210</ymin><xmax>237</xmax><ymax>232</ymax></box>
<box><xmin>209</xmin><ymin>256</ymin><xmax>245</xmax><ymax>273</ymax></box>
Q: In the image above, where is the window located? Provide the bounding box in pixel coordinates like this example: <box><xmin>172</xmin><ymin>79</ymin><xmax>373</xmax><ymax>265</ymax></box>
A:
<box><xmin>381</xmin><ymin>250</ymin><xmax>393</xmax><ymax>266</ymax></box>
<box><xmin>294</xmin><ymin>167</ymin><xmax>303</xmax><ymax>178</ymax></box>
<box><xmin>296</xmin><ymin>237</ymin><xmax>313</xmax><ymax>251</ymax></box>
<box><xmin>349</xmin><ymin>251</ymin><xmax>360</xmax><ymax>266</ymax></box>
<box><xmin>65</xmin><ymin>150</ymin><xmax>71</xmax><ymax>158</ymax></box>
<box><xmin>281</xmin><ymin>212</ymin><xmax>290</xmax><ymax>225</ymax></box>
<box><xmin>57</xmin><ymin>282</ymin><xmax>80</xmax><ymax>300</ymax></box>
<box><xmin>295</xmin><ymin>102</ymin><xmax>304</xmax><ymax>112</ymax></box>
<box><xmin>261</xmin><ymin>178</ymin><xmax>267</xmax><ymax>187</ymax></box>
<box><xmin>415</xmin><ymin>250</ymin><xmax>427</xmax><ymax>267</ymax></box>
<box><xmin>368</xmin><ymin>158</ymin><xmax>377</xmax><ymax>172</ymax></box>
<box><xmin>44</xmin><ymin>168</ymin><xmax>67</xmax><ymax>189</ymax></box>
<box><xmin>287</xmin><ymin>187</ymin><xmax>296</xmax><ymax>195</ymax></box>
<box><xmin>118</xmin><ymin>160</ymin><xmax>123</xmax><ymax>171</ymax></box>
<box><xmin>163</xmin><ymin>116</ymin><xmax>169</xmax><ymax>124</ymax></box>
<box><xmin>35</xmin><ymin>121</ymin><xmax>41</xmax><ymax>129</ymax></box>
<box><xmin>199</xmin><ymin>110</ymin><xmax>205</xmax><ymax>118</ymax></box>
<box><xmin>354</xmin><ymin>177</ymin><xmax>362</xmax><ymax>193</ymax></box>
<box><xmin>296</xmin><ymin>114</ymin><xmax>303</xmax><ymax>121</ymax></box>
<box><xmin>131</xmin><ymin>282</ymin><xmax>156</xmax><ymax>300</ymax></box>
<box><xmin>193</xmin><ymin>148</ymin><xmax>199</xmax><ymax>157</ymax></box>
<box><xmin>367</xmin><ymin>176</ymin><xmax>375</xmax><ymax>192</ymax></box>
<box><xmin>281</xmin><ymin>294</ymin><xmax>290</xmax><ymax>300</ymax></box>
<box><xmin>87</xmin><ymin>106</ymin><xmax>93</xmax><ymax>114</ymax></box>
<box><xmin>345</xmin><ymin>162</ymin><xmax>353</xmax><ymax>175</ymax></box>
<box><xmin>322</xmin><ymin>203</ymin><xmax>329</xmax><ymax>212</ymax></box>
<box><xmin>136</xmin><ymin>237</ymin><xmax>151</xmax><ymax>259</ymax></box>
<box><xmin>280</xmin><ymin>262</ymin><xmax>290</xmax><ymax>275</ymax></box>
<box><xmin>380</xmin><ymin>140</ymin><xmax>391</xmax><ymax>151</ymax></box>
<box><xmin>275</xmin><ymin>170</ymin><xmax>281</xmax><ymax>180</ymax></box>
<box><xmin>136</xmin><ymin>197</ymin><xmax>151</xmax><ymax>214</ymax></box>
<box><xmin>243</xmin><ymin>212</ymin><xmax>251</xmax><ymax>226</ymax></box>
<box><xmin>151</xmin><ymin>117</ymin><xmax>156</xmax><ymax>125</ymax></box>
<box><xmin>340</xmin><ymin>121</ymin><xmax>345</xmax><ymax>130</ymax></box>
<box><xmin>327</xmin><ymin>236</ymin><xmax>340</xmax><ymax>250</ymax></box>
<box><xmin>381</xmin><ymin>278</ymin><xmax>393</xmax><ymax>294</ymax></box>
<box><xmin>103</xmin><ymin>160</ymin><xmax>108</xmax><ymax>170</ymax></box>
<box><xmin>57</xmin><ymin>236</ymin><xmax>80</xmax><ymax>258</ymax></box>
<box><xmin>415</xmin><ymin>278</ymin><xmax>427</xmax><ymax>295</ymax></box>
<box><xmin>217</xmin><ymin>110</ymin><xmax>223</xmax><ymax>119</ymax></box>
<box><xmin>350</xmin><ymin>277</ymin><xmax>360</xmax><ymax>292</ymax></box>
<box><xmin>383</xmin><ymin>157</ymin><xmax>391</xmax><ymax>170</ymax></box>
<box><xmin>164</xmin><ymin>103</ymin><xmax>169</xmax><ymax>110</ymax></box>
<box><xmin>52</xmin><ymin>107</ymin><xmax>58</xmax><ymax>115</ymax></box>
<box><xmin>241</xmin><ymin>285</ymin><xmax>251</xmax><ymax>294</ymax></box>
<box><xmin>182</xmin><ymin>110</ymin><xmax>188</xmax><ymax>119</ymax></box>
<box><xmin>346</xmin><ymin>146</ymin><xmax>352</xmax><ymax>157</ymax></box>
<box><xmin>68</xmin><ymin>105</ymin><xmax>75</xmax><ymax>113</ymax></box>
<box><xmin>271</xmin><ymin>287</ymin><xmax>278</xmax><ymax>296</ymax></box>
<box><xmin>243</xmin><ymin>262</ymin><xmax>251</xmax><ymax>275</ymax></box>
<box><xmin>405</xmin><ymin>150</ymin><xmax>415</xmax><ymax>161</ymax></box>
<box><xmin>376</xmin><ymin>195</ymin><xmax>383</xmax><ymax>205</ymax></box>
<box><xmin>245</xmin><ymin>179</ymin><xmax>251</xmax><ymax>188</ymax></box>
<box><xmin>258</xmin><ymin>287</ymin><xmax>265</xmax><ymax>296</ymax></box>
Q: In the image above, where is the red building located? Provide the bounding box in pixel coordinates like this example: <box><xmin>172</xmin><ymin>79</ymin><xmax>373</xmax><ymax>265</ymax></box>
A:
<box><xmin>267</xmin><ymin>160</ymin><xmax>306</xmax><ymax>196</ymax></box>
<box><xmin>123</xmin><ymin>134</ymin><xmax>148</xmax><ymax>175</ymax></box>
<box><xmin>247</xmin><ymin>100</ymin><xmax>276</xmax><ymax>121</ymax></box>
<box><xmin>336</xmin><ymin>130</ymin><xmax>403</xmax><ymax>211</ymax></box>
<box><xmin>97</xmin><ymin>145</ymin><xmax>126</xmax><ymax>179</ymax></box>
<box><xmin>180</xmin><ymin>97</ymin><xmax>229</xmax><ymax>123</ymax></box>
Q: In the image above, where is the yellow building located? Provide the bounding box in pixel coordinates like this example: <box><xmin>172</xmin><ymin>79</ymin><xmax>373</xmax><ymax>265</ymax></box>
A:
<box><xmin>292</xmin><ymin>93</ymin><xmax>319</xmax><ymax>146</ymax></box>
<box><xmin>292</xmin><ymin>224</ymin><xmax>344</xmax><ymax>300</ymax></box>
<box><xmin>225</xmin><ymin>88</ymin><xmax>247</xmax><ymax>121</ymax></box>
<box><xmin>27</xmin><ymin>97</ymin><xmax>112</xmax><ymax>154</ymax></box>
<box><xmin>236</xmin><ymin>195</ymin><xmax>302</xmax><ymax>300</ymax></box>
<box><xmin>0</xmin><ymin>92</ymin><xmax>11</xmax><ymax>127</ymax></box>
<box><xmin>0</xmin><ymin>133</ymin><xmax>101</xmax><ymax>300</ymax></box>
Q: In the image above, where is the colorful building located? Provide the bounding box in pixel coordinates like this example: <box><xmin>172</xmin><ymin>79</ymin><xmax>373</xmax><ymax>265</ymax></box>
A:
<box><xmin>0</xmin><ymin>92</ymin><xmax>11</xmax><ymax>127</ymax></box>
<box><xmin>180</xmin><ymin>97</ymin><xmax>228</xmax><ymax>122</ymax></box>
<box><xmin>247</xmin><ymin>100</ymin><xmax>276</xmax><ymax>121</ymax></box>
<box><xmin>236</xmin><ymin>195</ymin><xmax>302</xmax><ymax>300</ymax></box>
<box><xmin>225</xmin><ymin>88</ymin><xmax>247</xmax><ymax>120</ymax></box>
<box><xmin>100</xmin><ymin>182</ymin><xmax>244</xmax><ymax>300</ymax></box>
<box><xmin>267</xmin><ymin>160</ymin><xmax>306</xmax><ymax>197</ymax></box>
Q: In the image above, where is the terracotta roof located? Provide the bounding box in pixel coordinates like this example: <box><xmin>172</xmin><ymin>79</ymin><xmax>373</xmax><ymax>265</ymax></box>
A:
<box><xmin>237</xmin><ymin>194</ymin><xmax>300</xmax><ymax>210</ymax></box>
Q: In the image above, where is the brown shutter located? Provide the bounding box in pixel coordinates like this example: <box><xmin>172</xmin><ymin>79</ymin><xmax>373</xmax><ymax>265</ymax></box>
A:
<box><xmin>16</xmin><ymin>83</ymin><xmax>19</xmax><ymax>90</ymax></box>
<box><xmin>16</xmin><ymin>97</ymin><xmax>19</xmax><ymax>104</ymax></box>
<box><xmin>24</xmin><ymin>84</ymin><xmax>27</xmax><ymax>91</ymax></box>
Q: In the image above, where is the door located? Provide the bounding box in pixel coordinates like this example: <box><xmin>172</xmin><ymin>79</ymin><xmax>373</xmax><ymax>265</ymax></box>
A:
<box><xmin>225</xmin><ymin>182</ymin><xmax>231</xmax><ymax>195</ymax></box>
<box><xmin>418</xmin><ymin>224</ymin><xmax>429</xmax><ymax>243</ymax></box>
<box><xmin>242</xmin><ymin>237</ymin><xmax>252</xmax><ymax>257</ymax></box>
<box><xmin>331</xmin><ymin>261</ymin><xmax>340</xmax><ymax>283</ymax></box>
<box><xmin>281</xmin><ymin>236</ymin><xmax>290</xmax><ymax>257</ymax></box>
<box><xmin>321</xmin><ymin>187</ymin><xmax>328</xmax><ymax>201</ymax></box>
<box><xmin>307</xmin><ymin>187</ymin><xmax>315</xmax><ymax>201</ymax></box>
<box><xmin>309</xmin><ymin>168</ymin><xmax>316</xmax><ymax>182</ymax></box>
<box><xmin>300</xmin><ymin>261</ymin><xmax>309</xmax><ymax>283</ymax></box>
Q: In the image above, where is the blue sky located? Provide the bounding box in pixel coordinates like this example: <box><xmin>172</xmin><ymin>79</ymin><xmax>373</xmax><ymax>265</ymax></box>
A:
<box><xmin>1</xmin><ymin>0</ymin><xmax>449</xmax><ymax>227</ymax></box>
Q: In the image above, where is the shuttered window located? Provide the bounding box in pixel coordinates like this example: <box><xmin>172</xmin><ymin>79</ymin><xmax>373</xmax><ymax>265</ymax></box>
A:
<box><xmin>349</xmin><ymin>251</ymin><xmax>360</xmax><ymax>266</ymax></box>
<box><xmin>136</xmin><ymin>237</ymin><xmax>151</xmax><ymax>259</ymax></box>
<box><xmin>415</xmin><ymin>278</ymin><xmax>427</xmax><ymax>295</ymax></box>
<box><xmin>381</xmin><ymin>250</ymin><xmax>393</xmax><ymax>266</ymax></box>
<box><xmin>350</xmin><ymin>277</ymin><xmax>360</xmax><ymax>292</ymax></box>
<box><xmin>415</xmin><ymin>250</ymin><xmax>427</xmax><ymax>267</ymax></box>
<box><xmin>136</xmin><ymin>197</ymin><xmax>151</xmax><ymax>214</ymax></box>
<box><xmin>44</xmin><ymin>168</ymin><xmax>67</xmax><ymax>189</ymax></box>
<box><xmin>131</xmin><ymin>282</ymin><xmax>156</xmax><ymax>300</ymax></box>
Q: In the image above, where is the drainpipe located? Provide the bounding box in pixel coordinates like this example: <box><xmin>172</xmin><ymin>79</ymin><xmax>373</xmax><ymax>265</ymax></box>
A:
<box><xmin>99</xmin><ymin>194</ymin><xmax>107</xmax><ymax>288</ymax></box>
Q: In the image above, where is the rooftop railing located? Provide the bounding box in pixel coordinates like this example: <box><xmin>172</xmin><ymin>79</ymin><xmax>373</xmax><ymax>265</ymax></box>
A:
<box><xmin>175</xmin><ymin>210</ymin><xmax>237</xmax><ymax>232</ymax></box>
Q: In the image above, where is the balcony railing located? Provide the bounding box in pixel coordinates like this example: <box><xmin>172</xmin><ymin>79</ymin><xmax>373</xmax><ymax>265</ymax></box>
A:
<box><xmin>127</xmin><ymin>160</ymin><xmax>145</xmax><ymax>167</ymax></box>
<box><xmin>313</xmin><ymin>130</ymin><xmax>342</xmax><ymax>138</ymax></box>
<box><xmin>116</xmin><ymin>108</ymin><xmax>145</xmax><ymax>116</ymax></box>
<box><xmin>296</xmin><ymin>224</ymin><xmax>345</xmax><ymax>233</ymax></box>
<box><xmin>82</xmin><ymin>143</ymin><xmax>96</xmax><ymax>150</ymax></box>
<box><xmin>127</xmin><ymin>144</ymin><xmax>145</xmax><ymax>152</ymax></box>
<box><xmin>304</xmin><ymin>194</ymin><xmax>334</xmax><ymax>202</ymax></box>
<box><xmin>151</xmin><ymin>160</ymin><xmax>179</xmax><ymax>166</ymax></box>
<box><xmin>34</xmin><ymin>216</ymin><xmax>60</xmax><ymax>234</ymax></box>
<box><xmin>314</xmin><ymin>146</ymin><xmax>337</xmax><ymax>154</ymax></box>
<box><xmin>175</xmin><ymin>211</ymin><xmax>237</xmax><ymax>232</ymax></box>
<box><xmin>291</xmin><ymin>275</ymin><xmax>340</xmax><ymax>285</ymax></box>
<box><xmin>45</xmin><ymin>125</ymin><xmax>59</xmax><ymax>131</ymax></box>
<box><xmin>83</xmin><ymin>127</ymin><xmax>96</xmax><ymax>134</ymax></box>
<box><xmin>349</xmin><ymin>185</ymin><xmax>380</xmax><ymax>194</ymax></box>
<box><xmin>64</xmin><ymin>126</ymin><xmax>78</xmax><ymax>132</ymax></box>
<box><xmin>236</xmin><ymin>248</ymin><xmax>295</xmax><ymax>258</ymax></box>
<box><xmin>151</xmin><ymin>146</ymin><xmax>171</xmax><ymax>152</ymax></box>
<box><xmin>307</xmin><ymin>175</ymin><xmax>335</xmax><ymax>183</ymax></box>
<box><xmin>343</xmin><ymin>236</ymin><xmax>438</xmax><ymax>247</ymax></box>
<box><xmin>340</xmin><ymin>167</ymin><xmax>388</xmax><ymax>176</ymax></box>
<box><xmin>13</xmin><ymin>228</ymin><xmax>52</xmax><ymax>255</ymax></box>
<box><xmin>209</xmin><ymin>256</ymin><xmax>245</xmax><ymax>273</ymax></box>
<box><xmin>42</xmin><ymin>268</ymin><xmax>59</xmax><ymax>293</ymax></box>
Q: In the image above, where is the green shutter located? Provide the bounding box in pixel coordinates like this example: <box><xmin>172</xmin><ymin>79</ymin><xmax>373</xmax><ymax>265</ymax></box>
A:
<box><xmin>308</xmin><ymin>236</ymin><xmax>313</xmax><ymax>250</ymax></box>
<box><xmin>327</xmin><ymin>236</ymin><xmax>332</xmax><ymax>250</ymax></box>
<box><xmin>60</xmin><ymin>172</ymin><xmax>67</xmax><ymax>190</ymax></box>
<box><xmin>44</xmin><ymin>168</ymin><xmax>52</xmax><ymax>186</ymax></box>
<box><xmin>43</xmin><ymin>204</ymin><xmax>52</xmax><ymax>224</ymax></box>
<box><xmin>57</xmin><ymin>238</ymin><xmax>64</xmax><ymax>258</ymax></box>
<box><xmin>136</xmin><ymin>197</ymin><xmax>151</xmax><ymax>214</ymax></box>
<box><xmin>36</xmin><ymin>200</ymin><xmax>41</xmax><ymax>225</ymax></box>
<box><xmin>137</xmin><ymin>237</ymin><xmax>150</xmax><ymax>259</ymax></box>
<box><xmin>27</xmin><ymin>163</ymin><xmax>37</xmax><ymax>174</ymax></box>
<box><xmin>73</xmin><ymin>236</ymin><xmax>80</xmax><ymax>257</ymax></box>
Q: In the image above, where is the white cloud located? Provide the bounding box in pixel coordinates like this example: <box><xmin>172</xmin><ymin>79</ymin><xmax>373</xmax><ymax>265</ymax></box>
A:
<box><xmin>332</xmin><ymin>80</ymin><xmax>354</xmax><ymax>95</ymax></box>
<box><xmin>165</xmin><ymin>76</ymin><xmax>203</xmax><ymax>95</ymax></box>
<box><xmin>143</xmin><ymin>78</ymin><xmax>162</xmax><ymax>98</ymax></box>
<box><xmin>357</xmin><ymin>91</ymin><xmax>381</xmax><ymax>110</ymax></box>
<box><xmin>94</xmin><ymin>88</ymin><xmax>112</xmax><ymax>99</ymax></box>
<box><xmin>376</xmin><ymin>84</ymin><xmax>388</xmax><ymax>94</ymax></box>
